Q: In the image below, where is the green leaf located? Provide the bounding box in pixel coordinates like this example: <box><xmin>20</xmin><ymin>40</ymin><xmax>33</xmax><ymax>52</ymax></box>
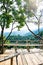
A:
<box><xmin>9</xmin><ymin>1</ymin><xmax>13</xmax><ymax>4</ymax></box>
<box><xmin>28</xmin><ymin>11</ymin><xmax>34</xmax><ymax>17</ymax></box>
<box><xmin>16</xmin><ymin>0</ymin><xmax>21</xmax><ymax>5</ymax></box>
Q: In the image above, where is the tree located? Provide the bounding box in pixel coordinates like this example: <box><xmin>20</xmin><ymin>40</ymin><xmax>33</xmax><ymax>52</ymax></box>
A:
<box><xmin>0</xmin><ymin>0</ymin><xmax>26</xmax><ymax>54</ymax></box>
<box><xmin>24</xmin><ymin>0</ymin><xmax>43</xmax><ymax>40</ymax></box>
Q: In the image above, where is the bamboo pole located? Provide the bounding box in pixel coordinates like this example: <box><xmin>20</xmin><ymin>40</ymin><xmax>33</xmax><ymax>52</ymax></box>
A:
<box><xmin>11</xmin><ymin>57</ymin><xmax>13</xmax><ymax>65</ymax></box>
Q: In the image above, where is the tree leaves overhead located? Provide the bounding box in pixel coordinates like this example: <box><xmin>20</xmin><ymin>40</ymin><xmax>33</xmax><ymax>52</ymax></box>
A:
<box><xmin>12</xmin><ymin>0</ymin><xmax>26</xmax><ymax>29</ymax></box>
<box><xmin>0</xmin><ymin>0</ymin><xmax>27</xmax><ymax>29</ymax></box>
<box><xmin>0</xmin><ymin>0</ymin><xmax>35</xmax><ymax>30</ymax></box>
<box><xmin>15</xmin><ymin>0</ymin><xmax>21</xmax><ymax>5</ymax></box>
<box><xmin>24</xmin><ymin>0</ymin><xmax>38</xmax><ymax>12</ymax></box>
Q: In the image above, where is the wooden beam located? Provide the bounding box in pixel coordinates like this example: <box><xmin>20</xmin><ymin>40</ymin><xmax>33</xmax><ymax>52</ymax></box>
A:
<box><xmin>4</xmin><ymin>44</ymin><xmax>43</xmax><ymax>47</ymax></box>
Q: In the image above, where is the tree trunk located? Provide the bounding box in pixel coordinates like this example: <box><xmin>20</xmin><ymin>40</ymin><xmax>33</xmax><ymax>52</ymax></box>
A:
<box><xmin>0</xmin><ymin>27</ymin><xmax>4</xmax><ymax>54</ymax></box>
<box><xmin>38</xmin><ymin>21</ymin><xmax>40</xmax><ymax>35</ymax></box>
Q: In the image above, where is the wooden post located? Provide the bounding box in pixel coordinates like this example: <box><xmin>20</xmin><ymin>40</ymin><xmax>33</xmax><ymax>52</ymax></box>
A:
<box><xmin>26</xmin><ymin>44</ymin><xmax>30</xmax><ymax>52</ymax></box>
<box><xmin>39</xmin><ymin>64</ymin><xmax>43</xmax><ymax>65</ymax></box>
<box><xmin>16</xmin><ymin>55</ymin><xmax>18</xmax><ymax>65</ymax></box>
<box><xmin>40</xmin><ymin>40</ymin><xmax>43</xmax><ymax>49</ymax></box>
<box><xmin>27</xmin><ymin>46</ymin><xmax>30</xmax><ymax>52</ymax></box>
<box><xmin>16</xmin><ymin>41</ymin><xmax>18</xmax><ymax>44</ymax></box>
<box><xmin>11</xmin><ymin>57</ymin><xmax>13</xmax><ymax>65</ymax></box>
<box><xmin>15</xmin><ymin>48</ymin><xmax>18</xmax><ymax>65</ymax></box>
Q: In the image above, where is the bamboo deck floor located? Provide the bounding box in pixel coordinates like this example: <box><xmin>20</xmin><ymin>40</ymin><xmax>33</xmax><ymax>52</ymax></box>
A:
<box><xmin>0</xmin><ymin>48</ymin><xmax>43</xmax><ymax>65</ymax></box>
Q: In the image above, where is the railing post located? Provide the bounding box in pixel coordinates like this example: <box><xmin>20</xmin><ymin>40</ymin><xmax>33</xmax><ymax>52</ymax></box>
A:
<box><xmin>16</xmin><ymin>55</ymin><xmax>18</xmax><ymax>65</ymax></box>
<box><xmin>15</xmin><ymin>48</ymin><xmax>18</xmax><ymax>65</ymax></box>
<box><xmin>26</xmin><ymin>44</ymin><xmax>30</xmax><ymax>52</ymax></box>
<box><xmin>16</xmin><ymin>41</ymin><xmax>18</xmax><ymax>44</ymax></box>
<box><xmin>11</xmin><ymin>57</ymin><xmax>13</xmax><ymax>65</ymax></box>
<box><xmin>40</xmin><ymin>40</ymin><xmax>43</xmax><ymax>49</ymax></box>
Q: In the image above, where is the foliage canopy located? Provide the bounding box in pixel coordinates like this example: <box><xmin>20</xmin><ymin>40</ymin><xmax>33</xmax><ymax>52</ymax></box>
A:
<box><xmin>0</xmin><ymin>0</ymin><xmax>27</xmax><ymax>29</ymax></box>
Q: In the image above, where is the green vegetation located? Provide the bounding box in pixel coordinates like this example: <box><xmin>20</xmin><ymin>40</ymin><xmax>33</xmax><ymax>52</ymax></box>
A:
<box><xmin>7</xmin><ymin>35</ymin><xmax>40</xmax><ymax>44</ymax></box>
<box><xmin>0</xmin><ymin>0</ymin><xmax>43</xmax><ymax>54</ymax></box>
<box><xmin>7</xmin><ymin>31</ymin><xmax>43</xmax><ymax>44</ymax></box>
<box><xmin>0</xmin><ymin>0</ymin><xmax>28</xmax><ymax>54</ymax></box>
<box><xmin>39</xmin><ymin>31</ymin><xmax>43</xmax><ymax>37</ymax></box>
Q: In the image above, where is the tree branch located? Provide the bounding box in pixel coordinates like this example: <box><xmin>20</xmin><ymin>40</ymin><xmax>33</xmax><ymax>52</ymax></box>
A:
<box><xmin>25</xmin><ymin>22</ymin><xmax>43</xmax><ymax>40</ymax></box>
<box><xmin>31</xmin><ymin>10</ymin><xmax>42</xmax><ymax>21</ymax></box>
<box><xmin>31</xmin><ymin>10</ymin><xmax>38</xmax><ymax>20</ymax></box>
<box><xmin>4</xmin><ymin>22</ymin><xmax>17</xmax><ymax>43</ymax></box>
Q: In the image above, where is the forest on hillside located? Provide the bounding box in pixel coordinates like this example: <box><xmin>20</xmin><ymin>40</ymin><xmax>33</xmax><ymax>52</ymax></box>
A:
<box><xmin>7</xmin><ymin>31</ymin><xmax>43</xmax><ymax>44</ymax></box>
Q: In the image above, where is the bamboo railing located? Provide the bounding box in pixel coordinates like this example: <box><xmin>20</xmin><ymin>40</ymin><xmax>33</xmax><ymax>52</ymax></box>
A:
<box><xmin>0</xmin><ymin>52</ymin><xmax>20</xmax><ymax>65</ymax></box>
<box><xmin>0</xmin><ymin>40</ymin><xmax>43</xmax><ymax>65</ymax></box>
<box><xmin>0</xmin><ymin>50</ymin><xmax>43</xmax><ymax>65</ymax></box>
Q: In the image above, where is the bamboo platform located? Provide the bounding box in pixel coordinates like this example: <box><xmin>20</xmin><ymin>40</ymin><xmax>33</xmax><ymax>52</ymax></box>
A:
<box><xmin>0</xmin><ymin>48</ymin><xmax>43</xmax><ymax>65</ymax></box>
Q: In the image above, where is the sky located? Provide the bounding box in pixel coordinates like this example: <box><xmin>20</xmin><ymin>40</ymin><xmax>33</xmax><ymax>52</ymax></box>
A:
<box><xmin>0</xmin><ymin>0</ymin><xmax>43</xmax><ymax>33</ymax></box>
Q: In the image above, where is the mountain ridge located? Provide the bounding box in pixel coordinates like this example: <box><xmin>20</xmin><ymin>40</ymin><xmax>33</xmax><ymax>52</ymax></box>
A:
<box><xmin>4</xmin><ymin>28</ymin><xmax>43</xmax><ymax>37</ymax></box>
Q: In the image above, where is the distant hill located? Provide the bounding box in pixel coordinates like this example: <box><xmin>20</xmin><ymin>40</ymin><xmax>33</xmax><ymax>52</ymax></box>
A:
<box><xmin>4</xmin><ymin>31</ymin><xmax>19</xmax><ymax>37</ymax></box>
<box><xmin>4</xmin><ymin>31</ymin><xmax>29</xmax><ymax>36</ymax></box>
<box><xmin>24</xmin><ymin>28</ymin><xmax>43</xmax><ymax>36</ymax></box>
<box><xmin>4</xmin><ymin>28</ymin><xmax>43</xmax><ymax>37</ymax></box>
<box><xmin>24</xmin><ymin>30</ymin><xmax>39</xmax><ymax>36</ymax></box>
